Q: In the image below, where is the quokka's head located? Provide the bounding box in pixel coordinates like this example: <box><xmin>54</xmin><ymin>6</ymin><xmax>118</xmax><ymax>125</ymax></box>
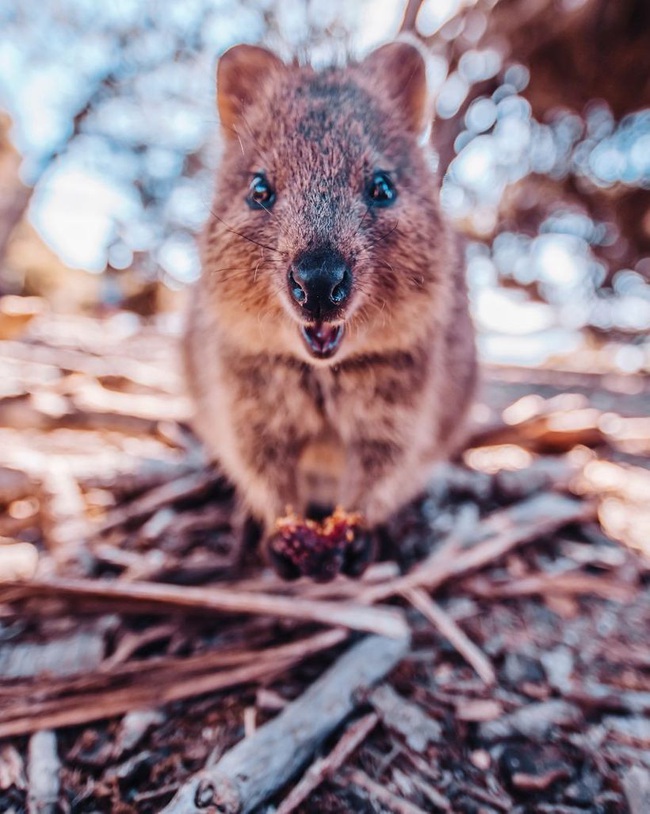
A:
<box><xmin>202</xmin><ymin>40</ymin><xmax>449</xmax><ymax>363</ymax></box>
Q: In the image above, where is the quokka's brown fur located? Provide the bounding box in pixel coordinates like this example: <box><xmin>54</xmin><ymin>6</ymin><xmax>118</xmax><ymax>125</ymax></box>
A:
<box><xmin>185</xmin><ymin>40</ymin><xmax>477</xmax><ymax>562</ymax></box>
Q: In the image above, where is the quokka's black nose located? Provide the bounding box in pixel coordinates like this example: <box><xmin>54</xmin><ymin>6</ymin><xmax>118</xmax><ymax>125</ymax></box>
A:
<box><xmin>288</xmin><ymin>249</ymin><xmax>352</xmax><ymax>317</ymax></box>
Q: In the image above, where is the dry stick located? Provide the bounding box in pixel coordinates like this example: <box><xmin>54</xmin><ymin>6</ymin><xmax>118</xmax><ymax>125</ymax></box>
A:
<box><xmin>275</xmin><ymin>712</ymin><xmax>379</xmax><ymax>814</ymax></box>
<box><xmin>0</xmin><ymin>626</ymin><xmax>346</xmax><ymax>701</ymax></box>
<box><xmin>0</xmin><ymin>339</ymin><xmax>180</xmax><ymax>394</ymax></box>
<box><xmin>622</xmin><ymin>766</ymin><xmax>650</xmax><ymax>814</ymax></box>
<box><xmin>410</xmin><ymin>774</ymin><xmax>453</xmax><ymax>813</ymax></box>
<box><xmin>27</xmin><ymin>730</ymin><xmax>60</xmax><ymax>814</ymax></box>
<box><xmin>403</xmin><ymin>587</ymin><xmax>496</xmax><ymax>685</ymax></box>
<box><xmin>0</xmin><ymin>629</ymin><xmax>346</xmax><ymax>738</ymax></box>
<box><xmin>339</xmin><ymin>768</ymin><xmax>429</xmax><ymax>814</ymax></box>
<box><xmin>3</xmin><ymin>577</ymin><xmax>408</xmax><ymax>639</ymax></box>
<box><xmin>466</xmin><ymin>571</ymin><xmax>635</xmax><ymax>603</ymax></box>
<box><xmin>368</xmin><ymin>684</ymin><xmax>442</xmax><ymax>753</ymax></box>
<box><xmin>161</xmin><ymin>634</ymin><xmax>410</xmax><ymax>814</ymax></box>
<box><xmin>71</xmin><ymin>377</ymin><xmax>189</xmax><ymax>423</ymax></box>
<box><xmin>0</xmin><ymin>626</ymin><xmax>105</xmax><ymax>681</ymax></box>
<box><xmin>0</xmin><ymin>393</ymin><xmax>165</xmax><ymax>438</ymax></box>
<box><xmin>358</xmin><ymin>493</ymin><xmax>594</xmax><ymax>604</ymax></box>
<box><xmin>405</xmin><ymin>752</ymin><xmax>455</xmax><ymax>811</ymax></box>
<box><xmin>80</xmin><ymin>457</ymin><xmax>199</xmax><ymax>498</ymax></box>
<box><xmin>39</xmin><ymin>459</ymin><xmax>90</xmax><ymax>565</ymax></box>
<box><xmin>97</xmin><ymin>470</ymin><xmax>219</xmax><ymax>533</ymax></box>
<box><xmin>0</xmin><ymin>659</ymin><xmax>287</xmax><ymax>739</ymax></box>
<box><xmin>0</xmin><ymin>541</ymin><xmax>39</xmax><ymax>582</ymax></box>
<box><xmin>399</xmin><ymin>0</ymin><xmax>426</xmax><ymax>32</ymax></box>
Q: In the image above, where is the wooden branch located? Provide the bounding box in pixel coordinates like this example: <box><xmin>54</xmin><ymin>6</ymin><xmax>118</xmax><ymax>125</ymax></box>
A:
<box><xmin>0</xmin><ymin>620</ymin><xmax>271</xmax><ymax>698</ymax></box>
<box><xmin>368</xmin><ymin>684</ymin><xmax>442</xmax><ymax>752</ymax></box>
<box><xmin>0</xmin><ymin>112</ymin><xmax>32</xmax><ymax>267</ymax></box>
<box><xmin>0</xmin><ymin>392</ymin><xmax>175</xmax><ymax>438</ymax></box>
<box><xmin>71</xmin><ymin>377</ymin><xmax>189</xmax><ymax>423</ymax></box>
<box><xmin>161</xmin><ymin>634</ymin><xmax>410</xmax><ymax>814</ymax></box>
<box><xmin>275</xmin><ymin>712</ymin><xmax>378</xmax><ymax>814</ymax></box>
<box><xmin>481</xmin><ymin>364</ymin><xmax>650</xmax><ymax>421</ymax></box>
<box><xmin>358</xmin><ymin>493</ymin><xmax>594</xmax><ymax>604</ymax></box>
<box><xmin>399</xmin><ymin>0</ymin><xmax>426</xmax><ymax>32</ymax></box>
<box><xmin>402</xmin><ymin>588</ymin><xmax>496</xmax><ymax>685</ymax></box>
<box><xmin>80</xmin><ymin>458</ymin><xmax>199</xmax><ymax>499</ymax></box>
<box><xmin>38</xmin><ymin>460</ymin><xmax>89</xmax><ymax>566</ymax></box>
<box><xmin>0</xmin><ymin>625</ymin><xmax>105</xmax><ymax>680</ymax></box>
<box><xmin>466</xmin><ymin>571</ymin><xmax>635</xmax><ymax>603</ymax></box>
<box><xmin>565</xmin><ymin>681</ymin><xmax>650</xmax><ymax>715</ymax></box>
<box><xmin>27</xmin><ymin>731</ymin><xmax>60</xmax><ymax>814</ymax></box>
<box><xmin>479</xmin><ymin>699</ymin><xmax>583</xmax><ymax>741</ymax></box>
<box><xmin>409</xmin><ymin>773</ymin><xmax>452</xmax><ymax>812</ymax></box>
<box><xmin>96</xmin><ymin>470</ymin><xmax>221</xmax><ymax>533</ymax></box>
<box><xmin>1</xmin><ymin>576</ymin><xmax>408</xmax><ymax>639</ymax></box>
<box><xmin>0</xmin><ymin>338</ymin><xmax>181</xmax><ymax>395</ymax></box>
<box><xmin>339</xmin><ymin>768</ymin><xmax>429</xmax><ymax>814</ymax></box>
<box><xmin>0</xmin><ymin>629</ymin><xmax>346</xmax><ymax>738</ymax></box>
<box><xmin>622</xmin><ymin>766</ymin><xmax>650</xmax><ymax>814</ymax></box>
<box><xmin>0</xmin><ymin>541</ymin><xmax>38</xmax><ymax>583</ymax></box>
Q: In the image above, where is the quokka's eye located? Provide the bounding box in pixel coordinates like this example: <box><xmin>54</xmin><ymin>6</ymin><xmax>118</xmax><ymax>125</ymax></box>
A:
<box><xmin>366</xmin><ymin>171</ymin><xmax>397</xmax><ymax>207</ymax></box>
<box><xmin>247</xmin><ymin>173</ymin><xmax>276</xmax><ymax>209</ymax></box>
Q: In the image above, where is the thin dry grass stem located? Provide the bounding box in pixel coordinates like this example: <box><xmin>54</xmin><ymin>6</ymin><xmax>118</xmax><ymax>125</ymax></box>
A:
<box><xmin>402</xmin><ymin>587</ymin><xmax>496</xmax><ymax>685</ymax></box>
<box><xmin>275</xmin><ymin>712</ymin><xmax>379</xmax><ymax>814</ymax></box>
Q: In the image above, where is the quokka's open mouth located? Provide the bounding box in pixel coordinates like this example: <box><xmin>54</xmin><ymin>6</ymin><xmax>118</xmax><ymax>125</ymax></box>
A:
<box><xmin>300</xmin><ymin>322</ymin><xmax>345</xmax><ymax>359</ymax></box>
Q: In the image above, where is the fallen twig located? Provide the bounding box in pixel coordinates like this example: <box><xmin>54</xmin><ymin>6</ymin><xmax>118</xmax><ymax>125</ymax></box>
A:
<box><xmin>96</xmin><ymin>470</ymin><xmax>222</xmax><ymax>533</ymax></box>
<box><xmin>409</xmin><ymin>773</ymin><xmax>452</xmax><ymax>812</ymax></box>
<box><xmin>275</xmin><ymin>712</ymin><xmax>378</xmax><ymax>814</ymax></box>
<box><xmin>38</xmin><ymin>459</ymin><xmax>89</xmax><ymax>566</ymax></box>
<box><xmin>623</xmin><ymin>766</ymin><xmax>650</xmax><ymax>814</ymax></box>
<box><xmin>0</xmin><ymin>625</ymin><xmax>106</xmax><ymax>680</ymax></box>
<box><xmin>1</xmin><ymin>576</ymin><xmax>408</xmax><ymax>638</ymax></box>
<box><xmin>566</xmin><ymin>682</ymin><xmax>650</xmax><ymax>714</ymax></box>
<box><xmin>0</xmin><ymin>540</ymin><xmax>38</xmax><ymax>582</ymax></box>
<box><xmin>359</xmin><ymin>493</ymin><xmax>594</xmax><ymax>604</ymax></box>
<box><xmin>368</xmin><ymin>684</ymin><xmax>442</xmax><ymax>753</ymax></box>
<box><xmin>161</xmin><ymin>634</ymin><xmax>409</xmax><ymax>814</ymax></box>
<box><xmin>339</xmin><ymin>768</ymin><xmax>429</xmax><ymax>814</ymax></box>
<box><xmin>0</xmin><ymin>743</ymin><xmax>25</xmax><ymax>791</ymax></box>
<box><xmin>403</xmin><ymin>587</ymin><xmax>496</xmax><ymax>685</ymax></box>
<box><xmin>466</xmin><ymin>571</ymin><xmax>635</xmax><ymax>603</ymax></box>
<box><xmin>0</xmin><ymin>629</ymin><xmax>347</xmax><ymax>738</ymax></box>
<box><xmin>399</xmin><ymin>0</ymin><xmax>426</xmax><ymax>33</ymax></box>
<box><xmin>479</xmin><ymin>700</ymin><xmax>583</xmax><ymax>741</ymax></box>
<box><xmin>27</xmin><ymin>730</ymin><xmax>60</xmax><ymax>814</ymax></box>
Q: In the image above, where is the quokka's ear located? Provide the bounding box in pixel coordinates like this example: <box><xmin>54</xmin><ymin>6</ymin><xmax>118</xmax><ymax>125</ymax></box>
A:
<box><xmin>217</xmin><ymin>44</ymin><xmax>285</xmax><ymax>135</ymax></box>
<box><xmin>359</xmin><ymin>39</ymin><xmax>431</xmax><ymax>137</ymax></box>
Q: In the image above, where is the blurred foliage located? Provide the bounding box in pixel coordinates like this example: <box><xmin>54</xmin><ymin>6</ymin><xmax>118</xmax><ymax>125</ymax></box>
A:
<box><xmin>422</xmin><ymin>0</ymin><xmax>650</xmax><ymax>351</ymax></box>
<box><xmin>0</xmin><ymin>0</ymin><xmax>648</xmax><ymax>367</ymax></box>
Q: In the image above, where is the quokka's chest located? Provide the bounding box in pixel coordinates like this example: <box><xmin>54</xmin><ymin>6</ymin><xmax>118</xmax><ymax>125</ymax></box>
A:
<box><xmin>228</xmin><ymin>350</ymin><xmax>429</xmax><ymax>445</ymax></box>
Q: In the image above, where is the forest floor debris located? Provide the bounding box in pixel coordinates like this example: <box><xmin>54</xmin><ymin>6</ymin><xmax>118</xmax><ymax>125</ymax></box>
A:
<box><xmin>0</xmin><ymin>311</ymin><xmax>648</xmax><ymax>813</ymax></box>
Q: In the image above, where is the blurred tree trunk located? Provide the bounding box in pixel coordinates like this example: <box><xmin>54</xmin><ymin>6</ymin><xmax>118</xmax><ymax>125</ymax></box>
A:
<box><xmin>404</xmin><ymin>0</ymin><xmax>650</xmax><ymax>167</ymax></box>
<box><xmin>0</xmin><ymin>114</ymin><xmax>32</xmax><ymax>287</ymax></box>
<box><xmin>401</xmin><ymin>0</ymin><xmax>650</xmax><ymax>277</ymax></box>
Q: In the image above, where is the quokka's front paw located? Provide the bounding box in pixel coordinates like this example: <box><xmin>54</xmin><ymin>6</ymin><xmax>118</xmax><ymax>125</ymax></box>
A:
<box><xmin>266</xmin><ymin>507</ymin><xmax>376</xmax><ymax>582</ymax></box>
